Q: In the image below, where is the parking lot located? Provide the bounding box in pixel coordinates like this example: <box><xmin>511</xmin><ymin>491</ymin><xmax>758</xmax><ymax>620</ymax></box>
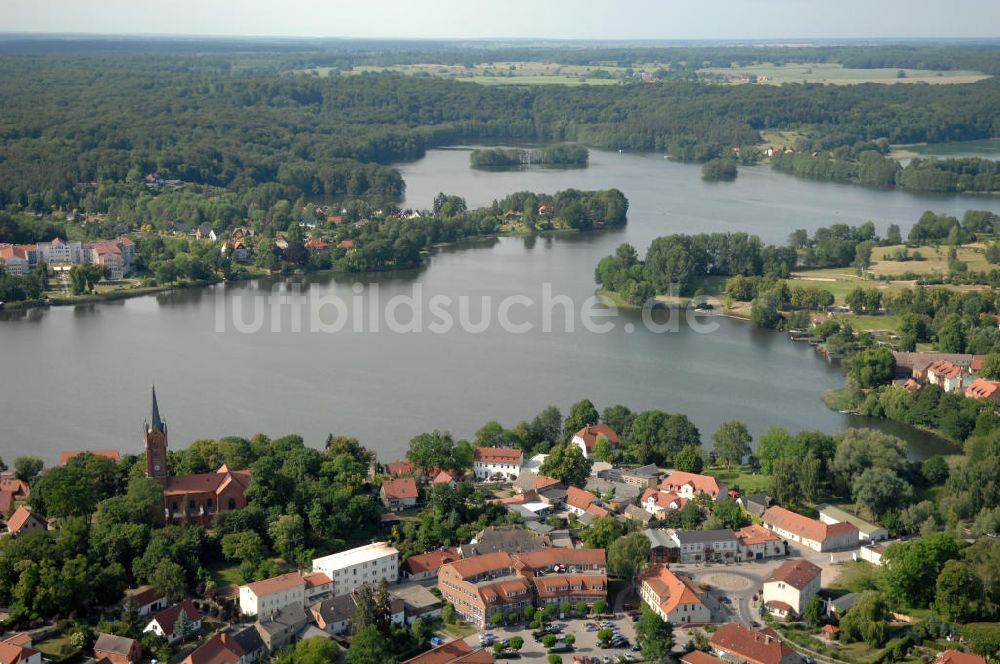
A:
<box><xmin>462</xmin><ymin>613</ymin><xmax>640</xmax><ymax>663</ymax></box>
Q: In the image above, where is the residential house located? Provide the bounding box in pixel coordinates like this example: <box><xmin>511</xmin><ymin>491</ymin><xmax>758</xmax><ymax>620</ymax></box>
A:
<box><xmin>311</xmin><ymin>541</ymin><xmax>399</xmax><ymax>596</ymax></box>
<box><xmin>825</xmin><ymin>592</ymin><xmax>858</xmax><ymax>619</ymax></box>
<box><xmin>437</xmin><ymin>548</ymin><xmax>606</xmax><ymax>627</ymax></box>
<box><xmin>401</xmin><ymin>639</ymin><xmax>493</xmax><ymax>664</ymax></box>
<box><xmin>681</xmin><ymin>652</ymin><xmax>726</xmax><ymax>664</ymax></box>
<box><xmin>473</xmin><ymin>447</ymin><xmax>523</xmax><ymax>480</ymax></box>
<box><xmin>817</xmin><ymin>505</ymin><xmax>888</xmax><ymax>543</ymax></box>
<box><xmin>402</xmin><ymin>547</ymin><xmax>461</xmax><ymax>582</ymax></box>
<box><xmin>926</xmin><ymin>360</ymin><xmax>968</xmax><ymax>393</ymax></box>
<box><xmin>432</xmin><ymin>470</ymin><xmax>457</xmax><ymax>487</ymax></box>
<box><xmin>597</xmin><ymin>464</ymin><xmax>660</xmax><ymax>488</ymax></box>
<box><xmin>763</xmin><ymin>559</ymin><xmax>822</xmax><ymax>618</ymax></box>
<box><xmin>308</xmin><ymin>594</ymin><xmax>357</xmax><ymax>635</ymax></box>
<box><xmin>459</xmin><ymin>525</ymin><xmax>551</xmax><ymax>558</ymax></box>
<box><xmin>638</xmin><ymin>565</ymin><xmax>710</xmax><ymax>625</ymax></box>
<box><xmin>934</xmin><ymin>651</ymin><xmax>987</xmax><ymax>664</ymax></box>
<box><xmin>93</xmin><ymin>634</ymin><xmax>142</xmax><ymax>664</ymax></box>
<box><xmin>122</xmin><ymin>586</ymin><xmax>167</xmax><ymax>617</ymax></box>
<box><xmin>643</xmin><ymin>529</ymin><xmax>679</xmax><ymax>564</ymax></box>
<box><xmin>179</xmin><ymin>629</ymin><xmax>265</xmax><ymax>664</ymax></box>
<box><xmin>4</xmin><ymin>506</ymin><xmax>46</xmax><ymax>536</ymax></box>
<box><xmin>586</xmin><ymin>477</ymin><xmax>642</xmax><ymax>509</ymax></box>
<box><xmin>965</xmin><ymin>378</ymin><xmax>1000</xmax><ymax>404</ymax></box>
<box><xmin>59</xmin><ymin>449</ymin><xmax>122</xmax><ymax>466</ymax></box>
<box><xmin>239</xmin><ymin>572</ymin><xmax>306</xmax><ymax>618</ymax></box>
<box><xmin>513</xmin><ymin>472</ymin><xmax>562</xmax><ymax>494</ymax></box>
<box><xmin>565</xmin><ymin>486</ymin><xmax>600</xmax><ymax>516</ymax></box>
<box><xmin>640</xmin><ymin>488</ymin><xmax>687</xmax><ymax>517</ymax></box>
<box><xmin>304</xmin><ymin>238</ymin><xmax>328</xmax><ymax>251</ymax></box>
<box><xmin>0</xmin><ymin>634</ymin><xmax>41</xmax><ymax>664</ymax></box>
<box><xmin>381</xmin><ymin>477</ymin><xmax>419</xmax><ymax>510</ymax></box>
<box><xmin>669</xmin><ymin>529</ymin><xmax>739</xmax><ymax>563</ymax></box>
<box><xmin>762</xmin><ymin>506</ymin><xmax>859</xmax><ymax>552</ymax></box>
<box><xmin>736</xmin><ymin>524</ymin><xmax>786</xmax><ymax>561</ymax></box>
<box><xmin>660</xmin><ymin>471</ymin><xmax>724</xmax><ymax>501</ymax></box>
<box><xmin>571</xmin><ymin>424</ymin><xmax>619</xmax><ymax>459</ymax></box>
<box><xmin>143</xmin><ymin>599</ymin><xmax>201</xmax><ymax>644</ymax></box>
<box><xmin>739</xmin><ymin>494</ymin><xmax>773</xmax><ymax>519</ymax></box>
<box><xmin>710</xmin><ymin>624</ymin><xmax>803</xmax><ymax>664</ymax></box>
<box><xmin>255</xmin><ymin>602</ymin><xmax>308</xmax><ymax>653</ymax></box>
<box><xmin>892</xmin><ymin>352</ymin><xmax>983</xmax><ymax>381</ymax></box>
<box><xmin>0</xmin><ymin>479</ymin><xmax>29</xmax><ymax>519</ymax></box>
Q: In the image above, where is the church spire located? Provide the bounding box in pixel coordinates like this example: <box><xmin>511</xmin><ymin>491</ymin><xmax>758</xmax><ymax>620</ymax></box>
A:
<box><xmin>151</xmin><ymin>385</ymin><xmax>164</xmax><ymax>433</ymax></box>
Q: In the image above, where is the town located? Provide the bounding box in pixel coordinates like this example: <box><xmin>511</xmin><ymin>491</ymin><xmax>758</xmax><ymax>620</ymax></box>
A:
<box><xmin>1</xmin><ymin>386</ymin><xmax>996</xmax><ymax>664</ymax></box>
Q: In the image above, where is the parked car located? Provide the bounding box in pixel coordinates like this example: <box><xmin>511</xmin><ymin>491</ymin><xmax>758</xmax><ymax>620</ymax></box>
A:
<box><xmin>430</xmin><ymin>637</ymin><xmax>444</xmax><ymax>646</ymax></box>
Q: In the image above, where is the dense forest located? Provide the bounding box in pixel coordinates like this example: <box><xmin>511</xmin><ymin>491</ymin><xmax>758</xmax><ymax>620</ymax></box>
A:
<box><xmin>1</xmin><ymin>48</ymin><xmax>999</xmax><ymax>233</ymax></box>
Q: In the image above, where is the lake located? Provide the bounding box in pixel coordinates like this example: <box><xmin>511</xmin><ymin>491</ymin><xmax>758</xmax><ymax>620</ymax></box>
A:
<box><xmin>909</xmin><ymin>138</ymin><xmax>1000</xmax><ymax>161</ymax></box>
<box><xmin>5</xmin><ymin>147</ymin><xmax>1000</xmax><ymax>465</ymax></box>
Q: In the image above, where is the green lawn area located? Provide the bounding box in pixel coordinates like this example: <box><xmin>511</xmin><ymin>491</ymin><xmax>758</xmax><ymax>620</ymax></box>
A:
<box><xmin>440</xmin><ymin>622</ymin><xmax>479</xmax><ymax>639</ymax></box>
<box><xmin>34</xmin><ymin>634</ymin><xmax>77</xmax><ymax>659</ymax></box>
<box><xmin>828</xmin><ymin>560</ymin><xmax>882</xmax><ymax>594</ymax></box>
<box><xmin>707</xmin><ymin>465</ymin><xmax>771</xmax><ymax>494</ymax></box>
<box><xmin>207</xmin><ymin>560</ymin><xmax>244</xmax><ymax>587</ymax></box>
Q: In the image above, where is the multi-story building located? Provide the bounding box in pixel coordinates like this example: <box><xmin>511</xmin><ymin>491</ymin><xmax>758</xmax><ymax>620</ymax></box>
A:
<box><xmin>710</xmin><ymin>624</ymin><xmax>803</xmax><ymax>664</ymax></box>
<box><xmin>239</xmin><ymin>572</ymin><xmax>306</xmax><ymax>618</ymax></box>
<box><xmin>762</xmin><ymin>559</ymin><xmax>822</xmax><ymax>619</ymax></box>
<box><xmin>736</xmin><ymin>524</ymin><xmax>786</xmax><ymax>561</ymax></box>
<box><xmin>571</xmin><ymin>424</ymin><xmax>619</xmax><ymax>459</ymax></box>
<box><xmin>669</xmin><ymin>529</ymin><xmax>740</xmax><ymax>563</ymax></box>
<box><xmin>597</xmin><ymin>464</ymin><xmax>660</xmax><ymax>488</ymax></box>
<box><xmin>437</xmin><ymin>548</ymin><xmax>606</xmax><ymax>627</ymax></box>
<box><xmin>639</xmin><ymin>565</ymin><xmax>711</xmax><ymax>625</ymax></box>
<box><xmin>473</xmin><ymin>447</ymin><xmax>524</xmax><ymax>480</ymax></box>
<box><xmin>762</xmin><ymin>506</ymin><xmax>859</xmax><ymax>552</ymax></box>
<box><xmin>311</xmin><ymin>541</ymin><xmax>399</xmax><ymax>596</ymax></box>
<box><xmin>659</xmin><ymin>471</ymin><xmax>724</xmax><ymax>501</ymax></box>
<box><xmin>1</xmin><ymin>238</ymin><xmax>133</xmax><ymax>278</ymax></box>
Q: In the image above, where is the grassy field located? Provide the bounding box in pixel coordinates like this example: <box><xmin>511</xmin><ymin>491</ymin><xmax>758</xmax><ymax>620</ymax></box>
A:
<box><xmin>707</xmin><ymin>465</ymin><xmax>771</xmax><ymax>494</ymax></box>
<box><xmin>34</xmin><ymin>634</ymin><xmax>76</xmax><ymax>659</ymax></box>
<box><xmin>828</xmin><ymin>560</ymin><xmax>883</xmax><ymax>594</ymax></box>
<box><xmin>207</xmin><ymin>560</ymin><xmax>245</xmax><ymax>587</ymax></box>
<box><xmin>871</xmin><ymin>243</ymin><xmax>992</xmax><ymax>276</ymax></box>
<box><xmin>309</xmin><ymin>62</ymin><xmax>626</xmax><ymax>86</ymax></box>
<box><xmin>698</xmin><ymin>62</ymin><xmax>989</xmax><ymax>86</ymax></box>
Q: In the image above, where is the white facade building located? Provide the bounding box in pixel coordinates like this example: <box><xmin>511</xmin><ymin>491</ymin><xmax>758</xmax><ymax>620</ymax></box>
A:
<box><xmin>473</xmin><ymin>447</ymin><xmax>523</xmax><ymax>480</ymax></box>
<box><xmin>239</xmin><ymin>572</ymin><xmax>306</xmax><ymax>617</ymax></box>
<box><xmin>312</xmin><ymin>541</ymin><xmax>399</xmax><ymax>596</ymax></box>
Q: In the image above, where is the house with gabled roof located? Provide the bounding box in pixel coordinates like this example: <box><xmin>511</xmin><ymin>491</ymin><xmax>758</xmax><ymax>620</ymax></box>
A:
<box><xmin>401</xmin><ymin>639</ymin><xmax>493</xmax><ymax>664</ymax></box>
<box><xmin>710</xmin><ymin>623</ymin><xmax>803</xmax><ymax>664</ymax></box>
<box><xmin>93</xmin><ymin>634</ymin><xmax>141</xmax><ymax>664</ymax></box>
<box><xmin>660</xmin><ymin>470</ymin><xmax>724</xmax><ymax>501</ymax></box>
<box><xmin>402</xmin><ymin>547</ymin><xmax>461</xmax><ymax>582</ymax></box>
<box><xmin>966</xmin><ymin>378</ymin><xmax>1000</xmax><ymax>404</ymax></box>
<box><xmin>564</xmin><ymin>486</ymin><xmax>600</xmax><ymax>516</ymax></box>
<box><xmin>121</xmin><ymin>585</ymin><xmax>167</xmax><ymax>616</ymax></box>
<box><xmin>763</xmin><ymin>559</ymin><xmax>822</xmax><ymax>618</ymax></box>
<box><xmin>4</xmin><ymin>506</ymin><xmax>46</xmax><ymax>536</ymax></box>
<box><xmin>0</xmin><ymin>634</ymin><xmax>41</xmax><ymax>664</ymax></box>
<box><xmin>934</xmin><ymin>650</ymin><xmax>987</xmax><ymax>664</ymax></box>
<box><xmin>239</xmin><ymin>572</ymin><xmax>306</xmax><ymax>618</ymax></box>
<box><xmin>381</xmin><ymin>477</ymin><xmax>419</xmax><ymax>510</ymax></box>
<box><xmin>473</xmin><ymin>447</ymin><xmax>523</xmax><ymax>480</ymax></box>
<box><xmin>59</xmin><ymin>450</ymin><xmax>121</xmax><ymax>466</ymax></box>
<box><xmin>762</xmin><ymin>505</ymin><xmax>858</xmax><ymax>552</ymax></box>
<box><xmin>571</xmin><ymin>424</ymin><xmax>619</xmax><ymax>459</ymax></box>
<box><xmin>144</xmin><ymin>599</ymin><xmax>202</xmax><ymax>644</ymax></box>
<box><xmin>639</xmin><ymin>564</ymin><xmax>710</xmax><ymax>625</ymax></box>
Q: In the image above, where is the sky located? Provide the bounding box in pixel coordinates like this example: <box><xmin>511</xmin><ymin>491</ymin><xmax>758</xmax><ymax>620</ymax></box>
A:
<box><xmin>4</xmin><ymin>0</ymin><xmax>1000</xmax><ymax>40</ymax></box>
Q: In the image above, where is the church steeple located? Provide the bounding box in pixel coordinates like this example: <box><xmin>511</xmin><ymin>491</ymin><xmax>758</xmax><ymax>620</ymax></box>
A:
<box><xmin>150</xmin><ymin>385</ymin><xmax>165</xmax><ymax>433</ymax></box>
<box><xmin>144</xmin><ymin>385</ymin><xmax>168</xmax><ymax>479</ymax></box>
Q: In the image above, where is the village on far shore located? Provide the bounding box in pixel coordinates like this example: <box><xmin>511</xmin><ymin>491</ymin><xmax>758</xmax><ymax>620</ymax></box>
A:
<box><xmin>1</xmin><ymin>383</ymin><xmax>992</xmax><ymax>664</ymax></box>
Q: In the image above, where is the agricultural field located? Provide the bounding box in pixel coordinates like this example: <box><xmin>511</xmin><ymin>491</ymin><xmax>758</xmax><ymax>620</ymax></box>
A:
<box><xmin>303</xmin><ymin>61</ymin><xmax>630</xmax><ymax>85</ymax></box>
<box><xmin>697</xmin><ymin>61</ymin><xmax>989</xmax><ymax>85</ymax></box>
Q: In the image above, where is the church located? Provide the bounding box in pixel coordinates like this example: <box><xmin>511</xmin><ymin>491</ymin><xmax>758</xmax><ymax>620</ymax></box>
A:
<box><xmin>144</xmin><ymin>387</ymin><xmax>252</xmax><ymax>525</ymax></box>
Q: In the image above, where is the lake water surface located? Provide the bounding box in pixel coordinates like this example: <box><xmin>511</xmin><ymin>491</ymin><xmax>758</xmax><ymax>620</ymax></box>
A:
<box><xmin>5</xmin><ymin>148</ymin><xmax>1000</xmax><ymax>464</ymax></box>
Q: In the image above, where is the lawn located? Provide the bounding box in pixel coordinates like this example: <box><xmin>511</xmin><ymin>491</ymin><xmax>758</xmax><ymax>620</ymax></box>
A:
<box><xmin>697</xmin><ymin>62</ymin><xmax>989</xmax><ymax>86</ymax></box>
<box><xmin>207</xmin><ymin>560</ymin><xmax>244</xmax><ymax>587</ymax></box>
<box><xmin>34</xmin><ymin>634</ymin><xmax>77</xmax><ymax>659</ymax></box>
<box><xmin>440</xmin><ymin>622</ymin><xmax>480</xmax><ymax>639</ymax></box>
<box><xmin>828</xmin><ymin>560</ymin><xmax>882</xmax><ymax>594</ymax></box>
<box><xmin>871</xmin><ymin>243</ymin><xmax>992</xmax><ymax>276</ymax></box>
<box><xmin>707</xmin><ymin>465</ymin><xmax>771</xmax><ymax>494</ymax></box>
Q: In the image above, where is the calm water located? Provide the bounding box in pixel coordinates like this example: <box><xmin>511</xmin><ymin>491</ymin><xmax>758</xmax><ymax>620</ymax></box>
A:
<box><xmin>910</xmin><ymin>138</ymin><xmax>1000</xmax><ymax>161</ymax></box>
<box><xmin>5</xmin><ymin>148</ymin><xmax>998</xmax><ymax>465</ymax></box>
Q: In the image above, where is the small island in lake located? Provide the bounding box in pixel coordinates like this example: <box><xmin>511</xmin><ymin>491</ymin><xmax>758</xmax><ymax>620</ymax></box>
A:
<box><xmin>702</xmin><ymin>157</ymin><xmax>739</xmax><ymax>181</ymax></box>
<box><xmin>470</xmin><ymin>144</ymin><xmax>589</xmax><ymax>170</ymax></box>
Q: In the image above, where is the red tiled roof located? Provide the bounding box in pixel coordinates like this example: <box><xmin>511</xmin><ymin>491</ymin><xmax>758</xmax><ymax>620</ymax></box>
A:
<box><xmin>1</xmin><ymin>635</ymin><xmax>32</xmax><ymax>649</ymax></box>
<box><xmin>432</xmin><ymin>470</ymin><xmax>456</xmax><ymax>485</ymax></box>
<box><xmin>244</xmin><ymin>571</ymin><xmax>305</xmax><ymax>597</ymax></box>
<box><xmin>765</xmin><ymin>600</ymin><xmax>795</xmax><ymax>613</ymax></box>
<box><xmin>384</xmin><ymin>460</ymin><xmax>415</xmax><ymax>476</ymax></box>
<box><xmin>474</xmin><ymin>447</ymin><xmax>523</xmax><ymax>464</ymax></box>
<box><xmin>566</xmin><ymin>486</ymin><xmax>597</xmax><ymax>511</ymax></box>
<box><xmin>762</xmin><ymin>505</ymin><xmax>857</xmax><ymax>544</ymax></box>
<box><xmin>445</xmin><ymin>551</ymin><xmax>515</xmax><ymax>579</ymax></box>
<box><xmin>181</xmin><ymin>632</ymin><xmax>245</xmax><ymax>664</ymax></box>
<box><xmin>5</xmin><ymin>506</ymin><xmax>43</xmax><ymax>532</ymax></box>
<box><xmin>163</xmin><ymin>468</ymin><xmax>251</xmax><ymax>496</ymax></box>
<box><xmin>641</xmin><ymin>488</ymin><xmax>686</xmax><ymax>510</ymax></box>
<box><xmin>533</xmin><ymin>574</ymin><xmax>607</xmax><ymax>598</ymax></box>
<box><xmin>151</xmin><ymin>599</ymin><xmax>200</xmax><ymax>635</ymax></box>
<box><xmin>935</xmin><ymin>650</ymin><xmax>986</xmax><ymax>664</ymax></box>
<box><xmin>766</xmin><ymin>559</ymin><xmax>821</xmax><ymax>590</ymax></box>
<box><xmin>303</xmin><ymin>572</ymin><xmax>332</xmax><ymax>589</ymax></box>
<box><xmin>0</xmin><ymin>641</ymin><xmax>39</xmax><ymax>664</ymax></box>
<box><xmin>404</xmin><ymin>548</ymin><xmax>461</xmax><ymax>576</ymax></box>
<box><xmin>382</xmin><ymin>477</ymin><xmax>419</xmax><ymax>500</ymax></box>
<box><xmin>0</xmin><ymin>479</ymin><xmax>30</xmax><ymax>498</ymax></box>
<box><xmin>640</xmin><ymin>565</ymin><xmax>705</xmax><ymax>616</ymax></box>
<box><xmin>402</xmin><ymin>639</ymin><xmax>492</xmax><ymax>664</ymax></box>
<box><xmin>0</xmin><ymin>492</ymin><xmax>13</xmax><ymax>516</ymax></box>
<box><xmin>59</xmin><ymin>449</ymin><xmax>121</xmax><ymax>466</ymax></box>
<box><xmin>736</xmin><ymin>524</ymin><xmax>780</xmax><ymax>546</ymax></box>
<box><xmin>681</xmin><ymin>651</ymin><xmax>726</xmax><ymax>664</ymax></box>
<box><xmin>338</xmin><ymin>239</ymin><xmax>354</xmax><ymax>248</ymax></box>
<box><xmin>661</xmin><ymin>471</ymin><xmax>722</xmax><ymax>499</ymax></box>
<box><xmin>534</xmin><ymin>475</ymin><xmax>562</xmax><ymax>490</ymax></box>
<box><xmin>710</xmin><ymin>624</ymin><xmax>796</xmax><ymax>664</ymax></box>
<box><xmin>966</xmin><ymin>378</ymin><xmax>1000</xmax><ymax>400</ymax></box>
<box><xmin>573</xmin><ymin>424</ymin><xmax>619</xmax><ymax>451</ymax></box>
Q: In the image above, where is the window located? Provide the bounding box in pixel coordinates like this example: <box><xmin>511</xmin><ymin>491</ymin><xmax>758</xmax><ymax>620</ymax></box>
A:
<box><xmin>228</xmin><ymin>498</ymin><xmax>237</xmax><ymax>510</ymax></box>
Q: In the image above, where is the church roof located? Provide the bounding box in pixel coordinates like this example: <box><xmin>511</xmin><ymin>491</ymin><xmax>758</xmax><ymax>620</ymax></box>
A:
<box><xmin>150</xmin><ymin>385</ymin><xmax>165</xmax><ymax>432</ymax></box>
